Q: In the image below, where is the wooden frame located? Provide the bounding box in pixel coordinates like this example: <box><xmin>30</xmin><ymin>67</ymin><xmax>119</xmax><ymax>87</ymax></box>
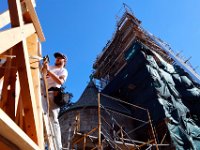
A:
<box><xmin>0</xmin><ymin>0</ymin><xmax>45</xmax><ymax>149</ymax></box>
<box><xmin>0</xmin><ymin>109</ymin><xmax>40</xmax><ymax>150</ymax></box>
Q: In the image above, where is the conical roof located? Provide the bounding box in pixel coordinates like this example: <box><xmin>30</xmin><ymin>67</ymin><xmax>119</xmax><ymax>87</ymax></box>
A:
<box><xmin>66</xmin><ymin>80</ymin><xmax>98</xmax><ymax>111</ymax></box>
<box><xmin>75</xmin><ymin>80</ymin><xmax>99</xmax><ymax>106</ymax></box>
<box><xmin>64</xmin><ymin>79</ymin><xmax>132</xmax><ymax>116</ymax></box>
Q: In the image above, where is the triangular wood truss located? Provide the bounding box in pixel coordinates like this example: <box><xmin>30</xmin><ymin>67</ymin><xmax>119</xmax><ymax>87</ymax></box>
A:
<box><xmin>0</xmin><ymin>0</ymin><xmax>45</xmax><ymax>149</ymax></box>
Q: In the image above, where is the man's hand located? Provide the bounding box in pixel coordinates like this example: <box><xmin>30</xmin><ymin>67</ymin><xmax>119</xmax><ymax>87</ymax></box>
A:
<box><xmin>42</xmin><ymin>61</ymin><xmax>49</xmax><ymax>74</ymax></box>
<box><xmin>43</xmin><ymin>61</ymin><xmax>49</xmax><ymax>71</ymax></box>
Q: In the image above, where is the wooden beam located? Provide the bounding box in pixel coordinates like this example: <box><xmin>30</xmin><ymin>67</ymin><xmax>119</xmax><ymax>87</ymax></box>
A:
<box><xmin>8</xmin><ymin>0</ymin><xmax>39</xmax><ymax>144</ymax></box>
<box><xmin>14</xmin><ymin>39</ymin><xmax>40</xmax><ymax>143</ymax></box>
<box><xmin>72</xmin><ymin>127</ymin><xmax>98</xmax><ymax>147</ymax></box>
<box><xmin>25</xmin><ymin>0</ymin><xmax>45</xmax><ymax>42</ymax></box>
<box><xmin>15</xmin><ymin>95</ymin><xmax>24</xmax><ymax>129</ymax></box>
<box><xmin>0</xmin><ymin>48</ymin><xmax>13</xmax><ymax>57</ymax></box>
<box><xmin>0</xmin><ymin>109</ymin><xmax>40</xmax><ymax>150</ymax></box>
<box><xmin>0</xmin><ymin>23</ymin><xmax>36</xmax><ymax>54</ymax></box>
<box><xmin>0</xmin><ymin>55</ymin><xmax>16</xmax><ymax>59</ymax></box>
<box><xmin>0</xmin><ymin>1</ymin><xmax>35</xmax><ymax>29</ymax></box>
<box><xmin>0</xmin><ymin>135</ymin><xmax>19</xmax><ymax>150</ymax></box>
<box><xmin>0</xmin><ymin>10</ymin><xmax>10</xmax><ymax>29</ymax></box>
<box><xmin>8</xmin><ymin>0</ymin><xmax>24</xmax><ymax>27</ymax></box>
<box><xmin>0</xmin><ymin>58</ymin><xmax>13</xmax><ymax>110</ymax></box>
<box><xmin>98</xmin><ymin>93</ymin><xmax>102</xmax><ymax>149</ymax></box>
<box><xmin>0</xmin><ymin>61</ymin><xmax>7</xmax><ymax>79</ymax></box>
<box><xmin>27</xmin><ymin>33</ymin><xmax>44</xmax><ymax>150</ymax></box>
<box><xmin>0</xmin><ymin>58</ymin><xmax>17</xmax><ymax>121</ymax></box>
<box><xmin>4</xmin><ymin>67</ymin><xmax>17</xmax><ymax>120</ymax></box>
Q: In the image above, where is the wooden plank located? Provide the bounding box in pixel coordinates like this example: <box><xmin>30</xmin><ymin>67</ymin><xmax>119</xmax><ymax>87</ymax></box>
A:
<box><xmin>0</xmin><ymin>48</ymin><xmax>13</xmax><ymax>57</ymax></box>
<box><xmin>0</xmin><ymin>10</ymin><xmax>10</xmax><ymax>29</ymax></box>
<box><xmin>43</xmin><ymin>114</ymin><xmax>56</xmax><ymax>150</ymax></box>
<box><xmin>40</xmin><ymin>59</ymin><xmax>56</xmax><ymax>149</ymax></box>
<box><xmin>0</xmin><ymin>65</ymin><xmax>17</xmax><ymax>121</ymax></box>
<box><xmin>4</xmin><ymin>67</ymin><xmax>17</xmax><ymax>120</ymax></box>
<box><xmin>0</xmin><ymin>109</ymin><xmax>40</xmax><ymax>150</ymax></box>
<box><xmin>0</xmin><ymin>55</ymin><xmax>16</xmax><ymax>59</ymax></box>
<box><xmin>25</xmin><ymin>0</ymin><xmax>45</xmax><ymax>42</ymax></box>
<box><xmin>7</xmin><ymin>0</ymin><xmax>23</xmax><ymax>27</ymax></box>
<box><xmin>98</xmin><ymin>93</ymin><xmax>102</xmax><ymax>149</ymax></box>
<box><xmin>27</xmin><ymin>33</ymin><xmax>44</xmax><ymax>150</ymax></box>
<box><xmin>14</xmin><ymin>40</ymin><xmax>40</xmax><ymax>143</ymax></box>
<box><xmin>15</xmin><ymin>95</ymin><xmax>24</xmax><ymax>129</ymax></box>
<box><xmin>8</xmin><ymin>0</ymin><xmax>39</xmax><ymax>144</ymax></box>
<box><xmin>0</xmin><ymin>135</ymin><xmax>19</xmax><ymax>150</ymax></box>
<box><xmin>0</xmin><ymin>47</ymin><xmax>16</xmax><ymax>120</ymax></box>
<box><xmin>0</xmin><ymin>58</ymin><xmax>12</xmax><ymax>110</ymax></box>
<box><xmin>0</xmin><ymin>1</ymin><xmax>35</xmax><ymax>29</ymax></box>
<box><xmin>0</xmin><ymin>23</ymin><xmax>36</xmax><ymax>54</ymax></box>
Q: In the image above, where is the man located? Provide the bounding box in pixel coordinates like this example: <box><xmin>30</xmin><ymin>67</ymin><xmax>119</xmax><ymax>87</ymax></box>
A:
<box><xmin>43</xmin><ymin>52</ymin><xmax>68</xmax><ymax>150</ymax></box>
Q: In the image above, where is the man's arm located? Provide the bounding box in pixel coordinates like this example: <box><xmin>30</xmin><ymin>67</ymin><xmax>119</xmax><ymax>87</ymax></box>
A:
<box><xmin>47</xmin><ymin>69</ymin><xmax>65</xmax><ymax>85</ymax></box>
<box><xmin>43</xmin><ymin>61</ymin><xmax>66</xmax><ymax>85</ymax></box>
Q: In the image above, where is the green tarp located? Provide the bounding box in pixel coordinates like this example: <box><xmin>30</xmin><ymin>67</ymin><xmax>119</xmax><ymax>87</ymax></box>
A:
<box><xmin>146</xmin><ymin>48</ymin><xmax>200</xmax><ymax>150</ymax></box>
<box><xmin>102</xmin><ymin>41</ymin><xmax>200</xmax><ymax>149</ymax></box>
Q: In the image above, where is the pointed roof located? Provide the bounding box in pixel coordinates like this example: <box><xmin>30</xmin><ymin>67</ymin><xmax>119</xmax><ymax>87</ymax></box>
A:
<box><xmin>65</xmin><ymin>80</ymin><xmax>98</xmax><ymax>111</ymax></box>
<box><xmin>75</xmin><ymin>80</ymin><xmax>99</xmax><ymax>107</ymax></box>
<box><xmin>63</xmin><ymin>79</ymin><xmax>132</xmax><ymax>117</ymax></box>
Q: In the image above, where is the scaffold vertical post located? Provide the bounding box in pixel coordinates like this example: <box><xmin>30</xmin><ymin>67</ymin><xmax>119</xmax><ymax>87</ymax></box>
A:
<box><xmin>147</xmin><ymin>110</ymin><xmax>159</xmax><ymax>150</ymax></box>
<box><xmin>98</xmin><ymin>93</ymin><xmax>102</xmax><ymax>150</ymax></box>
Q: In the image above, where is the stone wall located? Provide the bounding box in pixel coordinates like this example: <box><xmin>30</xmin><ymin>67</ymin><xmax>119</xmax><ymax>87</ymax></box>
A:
<box><xmin>60</xmin><ymin>107</ymin><xmax>137</xmax><ymax>148</ymax></box>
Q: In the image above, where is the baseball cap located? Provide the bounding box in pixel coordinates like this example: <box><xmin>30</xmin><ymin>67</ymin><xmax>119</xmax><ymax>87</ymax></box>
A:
<box><xmin>54</xmin><ymin>52</ymin><xmax>67</xmax><ymax>61</ymax></box>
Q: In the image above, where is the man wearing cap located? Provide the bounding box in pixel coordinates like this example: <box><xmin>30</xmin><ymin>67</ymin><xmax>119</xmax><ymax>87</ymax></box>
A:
<box><xmin>43</xmin><ymin>52</ymin><xmax>68</xmax><ymax>150</ymax></box>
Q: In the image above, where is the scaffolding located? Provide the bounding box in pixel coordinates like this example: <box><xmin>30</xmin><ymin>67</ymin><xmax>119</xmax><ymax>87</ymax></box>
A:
<box><xmin>60</xmin><ymin>92</ymin><xmax>172</xmax><ymax>150</ymax></box>
<box><xmin>93</xmin><ymin>10</ymin><xmax>200</xmax><ymax>88</ymax></box>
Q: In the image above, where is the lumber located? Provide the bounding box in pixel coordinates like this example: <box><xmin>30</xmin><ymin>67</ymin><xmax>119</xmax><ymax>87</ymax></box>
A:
<box><xmin>25</xmin><ymin>0</ymin><xmax>45</xmax><ymax>41</ymax></box>
<box><xmin>4</xmin><ymin>67</ymin><xmax>17</xmax><ymax>120</ymax></box>
<box><xmin>0</xmin><ymin>58</ymin><xmax>13</xmax><ymax>110</ymax></box>
<box><xmin>0</xmin><ymin>0</ymin><xmax>46</xmax><ymax>149</ymax></box>
<box><xmin>27</xmin><ymin>33</ymin><xmax>44</xmax><ymax>149</ymax></box>
<box><xmin>0</xmin><ymin>109</ymin><xmax>40</xmax><ymax>150</ymax></box>
<box><xmin>15</xmin><ymin>95</ymin><xmax>24</xmax><ymax>129</ymax></box>
<box><xmin>0</xmin><ymin>23</ymin><xmax>35</xmax><ymax>54</ymax></box>
<box><xmin>0</xmin><ymin>135</ymin><xmax>19</xmax><ymax>150</ymax></box>
<box><xmin>0</xmin><ymin>1</ymin><xmax>35</xmax><ymax>29</ymax></box>
<box><xmin>7</xmin><ymin>0</ymin><xmax>39</xmax><ymax>144</ymax></box>
<box><xmin>0</xmin><ymin>55</ymin><xmax>17</xmax><ymax>121</ymax></box>
<box><xmin>14</xmin><ymin>39</ymin><xmax>40</xmax><ymax>143</ymax></box>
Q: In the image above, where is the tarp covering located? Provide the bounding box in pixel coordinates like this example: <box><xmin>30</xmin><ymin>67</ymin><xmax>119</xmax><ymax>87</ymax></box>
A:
<box><xmin>103</xmin><ymin>42</ymin><xmax>165</xmax><ymax>122</ymax></box>
<box><xmin>103</xmin><ymin>41</ymin><xmax>200</xmax><ymax>149</ymax></box>
<box><xmin>144</xmin><ymin>44</ymin><xmax>200</xmax><ymax>149</ymax></box>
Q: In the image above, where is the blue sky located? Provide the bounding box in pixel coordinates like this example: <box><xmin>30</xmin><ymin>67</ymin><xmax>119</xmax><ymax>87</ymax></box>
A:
<box><xmin>1</xmin><ymin>0</ymin><xmax>200</xmax><ymax>102</ymax></box>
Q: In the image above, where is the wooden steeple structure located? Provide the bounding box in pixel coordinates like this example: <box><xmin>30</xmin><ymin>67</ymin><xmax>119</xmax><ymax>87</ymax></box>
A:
<box><xmin>0</xmin><ymin>0</ymin><xmax>46</xmax><ymax>149</ymax></box>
